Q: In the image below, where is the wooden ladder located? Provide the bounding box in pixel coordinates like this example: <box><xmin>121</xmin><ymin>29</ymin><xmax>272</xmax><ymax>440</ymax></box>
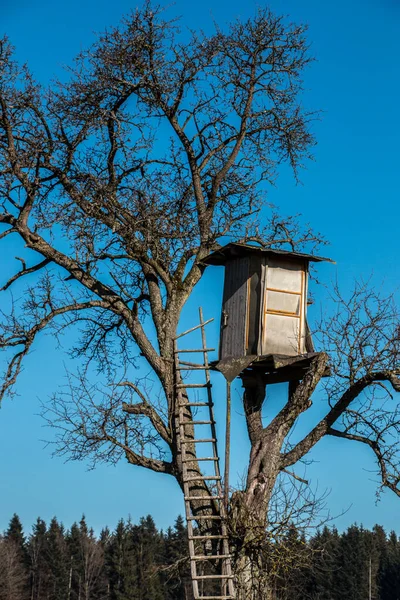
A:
<box><xmin>173</xmin><ymin>308</ymin><xmax>235</xmax><ymax>600</ymax></box>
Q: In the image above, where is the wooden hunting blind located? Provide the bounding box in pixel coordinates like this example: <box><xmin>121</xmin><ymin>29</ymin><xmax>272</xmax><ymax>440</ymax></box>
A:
<box><xmin>172</xmin><ymin>253</ymin><xmax>334</xmax><ymax>599</ymax></box>
<box><xmin>203</xmin><ymin>243</ymin><xmax>334</xmax><ymax>382</ymax></box>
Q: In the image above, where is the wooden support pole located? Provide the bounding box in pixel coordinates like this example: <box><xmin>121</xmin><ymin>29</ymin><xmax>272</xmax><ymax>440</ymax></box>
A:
<box><xmin>224</xmin><ymin>381</ymin><xmax>232</xmax><ymax>512</ymax></box>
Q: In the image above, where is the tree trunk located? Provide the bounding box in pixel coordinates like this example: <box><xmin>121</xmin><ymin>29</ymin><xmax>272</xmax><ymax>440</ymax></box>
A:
<box><xmin>67</xmin><ymin>563</ymin><xmax>72</xmax><ymax>600</ymax></box>
<box><xmin>229</xmin><ymin>377</ymin><xmax>284</xmax><ymax>600</ymax></box>
<box><xmin>230</xmin><ymin>489</ymin><xmax>275</xmax><ymax>600</ymax></box>
<box><xmin>235</xmin><ymin>552</ymin><xmax>273</xmax><ymax>600</ymax></box>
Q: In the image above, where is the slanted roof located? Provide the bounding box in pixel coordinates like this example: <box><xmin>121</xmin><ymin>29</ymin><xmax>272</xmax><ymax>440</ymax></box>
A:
<box><xmin>201</xmin><ymin>242</ymin><xmax>334</xmax><ymax>266</ymax></box>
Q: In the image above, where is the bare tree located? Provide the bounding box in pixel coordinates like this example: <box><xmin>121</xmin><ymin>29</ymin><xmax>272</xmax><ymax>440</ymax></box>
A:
<box><xmin>0</xmin><ymin>538</ymin><xmax>28</xmax><ymax>600</ymax></box>
<box><xmin>79</xmin><ymin>528</ymin><xmax>106</xmax><ymax>600</ymax></box>
<box><xmin>1</xmin><ymin>4</ymin><xmax>399</xmax><ymax>598</ymax></box>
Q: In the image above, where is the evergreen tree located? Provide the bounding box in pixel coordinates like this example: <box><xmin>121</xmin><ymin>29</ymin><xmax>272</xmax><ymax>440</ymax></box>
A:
<box><xmin>105</xmin><ymin>519</ymin><xmax>137</xmax><ymax>600</ymax></box>
<box><xmin>46</xmin><ymin>517</ymin><xmax>69</xmax><ymax>600</ymax></box>
<box><xmin>335</xmin><ymin>525</ymin><xmax>372</xmax><ymax>600</ymax></box>
<box><xmin>5</xmin><ymin>514</ymin><xmax>28</xmax><ymax>565</ymax></box>
<box><xmin>27</xmin><ymin>518</ymin><xmax>49</xmax><ymax>600</ymax></box>
<box><xmin>67</xmin><ymin>521</ymin><xmax>84</xmax><ymax>600</ymax></box>
<box><xmin>130</xmin><ymin>516</ymin><xmax>164</xmax><ymax>600</ymax></box>
<box><xmin>307</xmin><ymin>526</ymin><xmax>341</xmax><ymax>600</ymax></box>
<box><xmin>366</xmin><ymin>525</ymin><xmax>386</xmax><ymax>600</ymax></box>
<box><xmin>163</xmin><ymin>516</ymin><xmax>192</xmax><ymax>600</ymax></box>
<box><xmin>379</xmin><ymin>531</ymin><xmax>400</xmax><ymax>600</ymax></box>
<box><xmin>4</xmin><ymin>511</ymin><xmax>400</xmax><ymax>600</ymax></box>
<box><xmin>99</xmin><ymin>526</ymin><xmax>111</xmax><ymax>598</ymax></box>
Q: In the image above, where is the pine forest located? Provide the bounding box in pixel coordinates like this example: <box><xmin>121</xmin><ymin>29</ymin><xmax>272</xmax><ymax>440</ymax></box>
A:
<box><xmin>0</xmin><ymin>513</ymin><xmax>399</xmax><ymax>600</ymax></box>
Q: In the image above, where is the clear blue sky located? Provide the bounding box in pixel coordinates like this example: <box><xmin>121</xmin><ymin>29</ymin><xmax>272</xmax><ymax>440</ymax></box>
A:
<box><xmin>0</xmin><ymin>0</ymin><xmax>400</xmax><ymax>537</ymax></box>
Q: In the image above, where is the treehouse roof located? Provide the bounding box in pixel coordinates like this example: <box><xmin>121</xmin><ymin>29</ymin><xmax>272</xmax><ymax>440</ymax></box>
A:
<box><xmin>202</xmin><ymin>242</ymin><xmax>334</xmax><ymax>267</ymax></box>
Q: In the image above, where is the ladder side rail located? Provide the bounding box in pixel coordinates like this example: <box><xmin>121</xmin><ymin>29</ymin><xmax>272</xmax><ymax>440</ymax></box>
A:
<box><xmin>176</xmin><ymin>314</ymin><xmax>235</xmax><ymax>599</ymax></box>
<box><xmin>179</xmin><ymin>426</ymin><xmax>199</xmax><ymax>597</ymax></box>
<box><xmin>175</xmin><ymin>340</ymin><xmax>226</xmax><ymax>599</ymax></box>
<box><xmin>198</xmin><ymin>307</ymin><xmax>229</xmax><ymax>517</ymax></box>
<box><xmin>198</xmin><ymin>308</ymin><xmax>221</xmax><ymax>483</ymax></box>
<box><xmin>174</xmin><ymin>340</ymin><xmax>200</xmax><ymax>600</ymax></box>
<box><xmin>198</xmin><ymin>308</ymin><xmax>235</xmax><ymax>599</ymax></box>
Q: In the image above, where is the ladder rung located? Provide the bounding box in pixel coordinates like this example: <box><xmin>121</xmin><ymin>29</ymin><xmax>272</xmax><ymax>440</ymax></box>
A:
<box><xmin>183</xmin><ymin>420</ymin><xmax>214</xmax><ymax>425</ymax></box>
<box><xmin>192</xmin><ymin>555</ymin><xmax>231</xmax><ymax>560</ymax></box>
<box><xmin>176</xmin><ymin>383</ymin><xmax>210</xmax><ymax>389</ymax></box>
<box><xmin>175</xmin><ymin>348</ymin><xmax>215</xmax><ymax>353</ymax></box>
<box><xmin>182</xmin><ymin>457</ymin><xmax>218</xmax><ymax>462</ymax></box>
<box><xmin>179</xmin><ymin>402</ymin><xmax>211</xmax><ymax>407</ymax></box>
<box><xmin>193</xmin><ymin>575</ymin><xmax>234</xmax><ymax>580</ymax></box>
<box><xmin>184</xmin><ymin>476</ymin><xmax>221</xmax><ymax>481</ymax></box>
<box><xmin>185</xmin><ymin>495</ymin><xmax>224</xmax><ymax>501</ymax></box>
<box><xmin>175</xmin><ymin>348</ymin><xmax>215</xmax><ymax>354</ymax></box>
<box><xmin>181</xmin><ymin>439</ymin><xmax>216</xmax><ymax>444</ymax></box>
<box><xmin>189</xmin><ymin>535</ymin><xmax>228</xmax><ymax>540</ymax></box>
<box><xmin>187</xmin><ymin>515</ymin><xmax>222</xmax><ymax>520</ymax></box>
<box><xmin>177</xmin><ymin>367</ymin><xmax>209</xmax><ymax>371</ymax></box>
<box><xmin>174</xmin><ymin>319</ymin><xmax>214</xmax><ymax>340</ymax></box>
<box><xmin>198</xmin><ymin>596</ymin><xmax>234</xmax><ymax>599</ymax></box>
<box><xmin>179</xmin><ymin>360</ymin><xmax>206</xmax><ymax>367</ymax></box>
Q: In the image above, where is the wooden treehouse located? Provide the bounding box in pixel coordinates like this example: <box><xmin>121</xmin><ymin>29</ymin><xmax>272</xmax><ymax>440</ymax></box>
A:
<box><xmin>173</xmin><ymin>244</ymin><xmax>333</xmax><ymax>600</ymax></box>
<box><xmin>202</xmin><ymin>243</ymin><xmax>334</xmax><ymax>383</ymax></box>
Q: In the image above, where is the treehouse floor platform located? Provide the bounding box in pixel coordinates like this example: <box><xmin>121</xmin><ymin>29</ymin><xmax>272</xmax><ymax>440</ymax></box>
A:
<box><xmin>211</xmin><ymin>352</ymin><xmax>330</xmax><ymax>384</ymax></box>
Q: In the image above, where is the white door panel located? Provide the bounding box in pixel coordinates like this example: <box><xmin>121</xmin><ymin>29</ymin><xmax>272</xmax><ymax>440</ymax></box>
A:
<box><xmin>261</xmin><ymin>260</ymin><xmax>306</xmax><ymax>356</ymax></box>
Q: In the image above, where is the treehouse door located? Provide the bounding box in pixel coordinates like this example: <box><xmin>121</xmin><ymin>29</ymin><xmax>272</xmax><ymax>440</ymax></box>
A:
<box><xmin>261</xmin><ymin>257</ymin><xmax>307</xmax><ymax>356</ymax></box>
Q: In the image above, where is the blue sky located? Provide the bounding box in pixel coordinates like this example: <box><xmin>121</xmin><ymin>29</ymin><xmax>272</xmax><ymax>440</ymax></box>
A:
<box><xmin>0</xmin><ymin>0</ymin><xmax>400</xmax><ymax>537</ymax></box>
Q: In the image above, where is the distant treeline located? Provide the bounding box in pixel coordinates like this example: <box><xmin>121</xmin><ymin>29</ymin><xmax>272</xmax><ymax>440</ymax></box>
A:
<box><xmin>0</xmin><ymin>514</ymin><xmax>400</xmax><ymax>600</ymax></box>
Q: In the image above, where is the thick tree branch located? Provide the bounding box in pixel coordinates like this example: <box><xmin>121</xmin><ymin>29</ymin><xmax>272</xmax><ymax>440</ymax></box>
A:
<box><xmin>9</xmin><ymin>221</ymin><xmax>165</xmax><ymax>379</ymax></box>
<box><xmin>273</xmin><ymin>353</ymin><xmax>329</xmax><ymax>439</ymax></box>
<box><xmin>100</xmin><ymin>428</ymin><xmax>173</xmax><ymax>474</ymax></box>
<box><xmin>282</xmin><ymin>371</ymin><xmax>400</xmax><ymax>468</ymax></box>
<box><xmin>119</xmin><ymin>381</ymin><xmax>171</xmax><ymax>445</ymax></box>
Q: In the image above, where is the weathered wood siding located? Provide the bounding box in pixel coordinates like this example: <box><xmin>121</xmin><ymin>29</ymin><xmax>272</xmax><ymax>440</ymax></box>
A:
<box><xmin>220</xmin><ymin>257</ymin><xmax>249</xmax><ymax>359</ymax></box>
<box><xmin>246</xmin><ymin>256</ymin><xmax>263</xmax><ymax>355</ymax></box>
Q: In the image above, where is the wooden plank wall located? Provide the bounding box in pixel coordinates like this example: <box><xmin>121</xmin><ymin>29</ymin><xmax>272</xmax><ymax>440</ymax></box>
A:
<box><xmin>247</xmin><ymin>256</ymin><xmax>262</xmax><ymax>355</ymax></box>
<box><xmin>220</xmin><ymin>257</ymin><xmax>249</xmax><ymax>359</ymax></box>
